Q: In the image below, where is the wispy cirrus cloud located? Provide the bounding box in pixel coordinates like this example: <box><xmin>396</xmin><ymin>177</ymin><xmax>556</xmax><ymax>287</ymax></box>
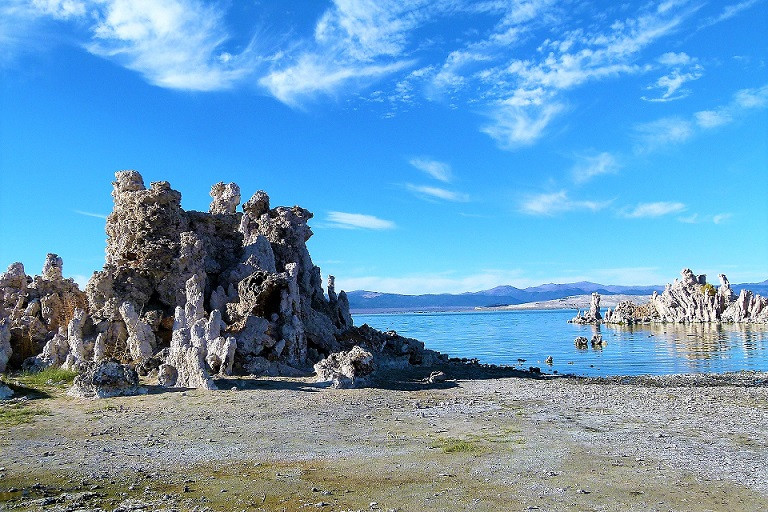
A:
<box><xmin>326</xmin><ymin>211</ymin><xmax>396</xmax><ymax>230</ymax></box>
<box><xmin>74</xmin><ymin>210</ymin><xmax>108</xmax><ymax>219</ymax></box>
<box><xmin>571</xmin><ymin>152</ymin><xmax>620</xmax><ymax>184</ymax></box>
<box><xmin>634</xmin><ymin>117</ymin><xmax>694</xmax><ymax>152</ymax></box>
<box><xmin>405</xmin><ymin>183</ymin><xmax>469</xmax><ymax>202</ymax></box>
<box><xmin>699</xmin><ymin>0</ymin><xmax>762</xmax><ymax>29</ymax></box>
<box><xmin>621</xmin><ymin>201</ymin><xmax>686</xmax><ymax>218</ymax></box>
<box><xmin>635</xmin><ymin>83</ymin><xmax>768</xmax><ymax>151</ymax></box>
<box><xmin>409</xmin><ymin>157</ymin><xmax>452</xmax><ymax>182</ymax></box>
<box><xmin>519</xmin><ymin>190</ymin><xmax>610</xmax><ymax>216</ymax></box>
<box><xmin>481</xmin><ymin>99</ymin><xmax>565</xmax><ymax>149</ymax></box>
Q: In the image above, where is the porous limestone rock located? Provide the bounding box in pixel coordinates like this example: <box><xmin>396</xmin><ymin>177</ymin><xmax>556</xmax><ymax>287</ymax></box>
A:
<box><xmin>569</xmin><ymin>292</ymin><xmax>602</xmax><ymax>324</ymax></box>
<box><xmin>0</xmin><ymin>319</ymin><xmax>11</xmax><ymax>373</ymax></box>
<box><xmin>601</xmin><ymin>268</ymin><xmax>767</xmax><ymax>325</ymax></box>
<box><xmin>603</xmin><ymin>300</ymin><xmax>658</xmax><ymax>325</ymax></box>
<box><xmin>165</xmin><ymin>275</ymin><xmax>217</xmax><ymax>390</ymax></box>
<box><xmin>1</xmin><ymin>170</ymin><xmax>443</xmax><ymax>386</ymax></box>
<box><xmin>0</xmin><ymin>256</ymin><xmax>88</xmax><ymax>369</ymax></box>
<box><xmin>68</xmin><ymin>359</ymin><xmax>145</xmax><ymax>399</ymax></box>
<box><xmin>119</xmin><ymin>302</ymin><xmax>155</xmax><ymax>362</ymax></box>
<box><xmin>574</xmin><ymin>336</ymin><xmax>589</xmax><ymax>348</ymax></box>
<box><xmin>209</xmin><ymin>182</ymin><xmax>241</xmax><ymax>215</ymax></box>
<box><xmin>314</xmin><ymin>345</ymin><xmax>375</xmax><ymax>389</ymax></box>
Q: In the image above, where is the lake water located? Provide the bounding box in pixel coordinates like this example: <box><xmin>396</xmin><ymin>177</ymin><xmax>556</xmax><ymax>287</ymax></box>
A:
<box><xmin>353</xmin><ymin>309</ymin><xmax>768</xmax><ymax>377</ymax></box>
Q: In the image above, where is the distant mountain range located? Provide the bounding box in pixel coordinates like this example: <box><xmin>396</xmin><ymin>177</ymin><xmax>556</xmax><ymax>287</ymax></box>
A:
<box><xmin>347</xmin><ymin>279</ymin><xmax>768</xmax><ymax>312</ymax></box>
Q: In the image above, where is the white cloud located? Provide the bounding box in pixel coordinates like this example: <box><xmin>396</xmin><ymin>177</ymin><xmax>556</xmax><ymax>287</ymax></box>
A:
<box><xmin>637</xmin><ymin>83</ymin><xmax>768</xmax><ymax>151</ymax></box>
<box><xmin>74</xmin><ymin>210</ymin><xmax>108</xmax><ymax>219</ymax></box>
<box><xmin>408</xmin><ymin>157</ymin><xmax>452</xmax><ymax>182</ymax></box>
<box><xmin>519</xmin><ymin>190</ymin><xmax>610</xmax><ymax>216</ymax></box>
<box><xmin>657</xmin><ymin>51</ymin><xmax>692</xmax><ymax>66</ymax></box>
<box><xmin>713</xmin><ymin>213</ymin><xmax>733</xmax><ymax>224</ymax></box>
<box><xmin>326</xmin><ymin>211</ymin><xmax>396</xmax><ymax>230</ymax></box>
<box><xmin>572</xmin><ymin>152</ymin><xmax>620</xmax><ymax>184</ymax></box>
<box><xmin>260</xmin><ymin>54</ymin><xmax>411</xmax><ymax>106</ymax></box>
<box><xmin>87</xmin><ymin>0</ymin><xmax>255</xmax><ymax>91</ymax></box>
<box><xmin>700</xmin><ymin>0</ymin><xmax>761</xmax><ymax>28</ymax></box>
<box><xmin>643</xmin><ymin>68</ymin><xmax>703</xmax><ymax>102</ymax></box>
<box><xmin>482</xmin><ymin>99</ymin><xmax>564</xmax><ymax>149</ymax></box>
<box><xmin>32</xmin><ymin>0</ymin><xmax>86</xmax><ymax>19</ymax></box>
<box><xmin>694</xmin><ymin>109</ymin><xmax>732</xmax><ymax>128</ymax></box>
<box><xmin>622</xmin><ymin>201</ymin><xmax>686</xmax><ymax>218</ymax></box>
<box><xmin>734</xmin><ymin>84</ymin><xmax>768</xmax><ymax>109</ymax></box>
<box><xmin>6</xmin><ymin>0</ymin><xmax>258</xmax><ymax>90</ymax></box>
<box><xmin>405</xmin><ymin>184</ymin><xmax>469</xmax><ymax>202</ymax></box>
<box><xmin>634</xmin><ymin>117</ymin><xmax>693</xmax><ymax>152</ymax></box>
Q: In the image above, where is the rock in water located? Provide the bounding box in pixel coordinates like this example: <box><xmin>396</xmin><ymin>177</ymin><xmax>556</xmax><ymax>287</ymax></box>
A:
<box><xmin>569</xmin><ymin>292</ymin><xmax>603</xmax><ymax>325</ymax></box>
<box><xmin>314</xmin><ymin>346</ymin><xmax>375</xmax><ymax>389</ymax></box>
<box><xmin>68</xmin><ymin>359</ymin><xmax>145</xmax><ymax>399</ymax></box>
<box><xmin>602</xmin><ymin>268</ymin><xmax>768</xmax><ymax>325</ymax></box>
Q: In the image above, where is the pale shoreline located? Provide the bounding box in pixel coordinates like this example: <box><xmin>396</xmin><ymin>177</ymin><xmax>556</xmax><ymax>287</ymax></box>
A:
<box><xmin>1</xmin><ymin>365</ymin><xmax>767</xmax><ymax>511</ymax></box>
<box><xmin>351</xmin><ymin>294</ymin><xmax>652</xmax><ymax>315</ymax></box>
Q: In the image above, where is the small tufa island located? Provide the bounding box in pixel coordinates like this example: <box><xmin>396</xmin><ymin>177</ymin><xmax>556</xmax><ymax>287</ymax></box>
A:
<box><xmin>570</xmin><ymin>268</ymin><xmax>768</xmax><ymax>325</ymax></box>
<box><xmin>0</xmin><ymin>171</ymin><xmax>444</xmax><ymax>397</ymax></box>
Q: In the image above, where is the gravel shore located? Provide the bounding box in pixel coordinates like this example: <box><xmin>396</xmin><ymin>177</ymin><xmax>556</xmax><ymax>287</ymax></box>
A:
<box><xmin>1</xmin><ymin>365</ymin><xmax>767</xmax><ymax>511</ymax></box>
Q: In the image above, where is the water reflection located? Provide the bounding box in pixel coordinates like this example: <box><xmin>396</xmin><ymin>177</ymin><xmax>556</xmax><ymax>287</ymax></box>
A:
<box><xmin>605</xmin><ymin>321</ymin><xmax>768</xmax><ymax>361</ymax></box>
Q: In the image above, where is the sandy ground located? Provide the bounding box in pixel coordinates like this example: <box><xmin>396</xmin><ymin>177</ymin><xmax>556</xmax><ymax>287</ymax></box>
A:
<box><xmin>1</xmin><ymin>364</ymin><xmax>768</xmax><ymax>512</ymax></box>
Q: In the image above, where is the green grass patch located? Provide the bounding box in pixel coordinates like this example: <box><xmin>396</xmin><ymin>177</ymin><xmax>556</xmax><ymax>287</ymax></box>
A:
<box><xmin>432</xmin><ymin>437</ymin><xmax>486</xmax><ymax>454</ymax></box>
<box><xmin>16</xmin><ymin>367</ymin><xmax>78</xmax><ymax>389</ymax></box>
<box><xmin>0</xmin><ymin>402</ymin><xmax>50</xmax><ymax>426</ymax></box>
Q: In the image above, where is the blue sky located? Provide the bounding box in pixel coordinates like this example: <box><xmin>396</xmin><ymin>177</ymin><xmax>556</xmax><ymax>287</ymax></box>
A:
<box><xmin>1</xmin><ymin>0</ymin><xmax>766</xmax><ymax>294</ymax></box>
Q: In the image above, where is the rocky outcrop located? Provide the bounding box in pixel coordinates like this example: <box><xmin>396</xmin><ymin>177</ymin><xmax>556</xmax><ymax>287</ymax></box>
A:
<box><xmin>0</xmin><ymin>319</ymin><xmax>11</xmax><ymax>373</ymax></box>
<box><xmin>602</xmin><ymin>269</ymin><xmax>768</xmax><ymax>324</ymax></box>
<box><xmin>68</xmin><ymin>359</ymin><xmax>145</xmax><ymax>399</ymax></box>
<box><xmin>569</xmin><ymin>292</ymin><xmax>603</xmax><ymax>324</ymax></box>
<box><xmin>603</xmin><ymin>300</ymin><xmax>658</xmax><ymax>325</ymax></box>
<box><xmin>0</xmin><ymin>256</ymin><xmax>88</xmax><ymax>370</ymax></box>
<box><xmin>1</xmin><ymin>170</ymin><xmax>441</xmax><ymax>388</ymax></box>
<box><xmin>0</xmin><ymin>381</ymin><xmax>12</xmax><ymax>399</ymax></box>
<box><xmin>314</xmin><ymin>346</ymin><xmax>375</xmax><ymax>388</ymax></box>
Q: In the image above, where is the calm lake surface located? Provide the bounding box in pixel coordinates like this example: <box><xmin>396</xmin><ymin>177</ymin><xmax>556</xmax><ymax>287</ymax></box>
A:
<box><xmin>353</xmin><ymin>309</ymin><xmax>768</xmax><ymax>377</ymax></box>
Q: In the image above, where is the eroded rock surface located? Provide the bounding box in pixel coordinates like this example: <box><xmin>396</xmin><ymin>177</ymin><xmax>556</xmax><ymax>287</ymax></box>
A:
<box><xmin>68</xmin><ymin>359</ymin><xmax>145</xmax><ymax>399</ymax></box>
<box><xmin>569</xmin><ymin>292</ymin><xmax>603</xmax><ymax>325</ymax></box>
<box><xmin>1</xmin><ymin>170</ymin><xmax>441</xmax><ymax>388</ymax></box>
<box><xmin>314</xmin><ymin>345</ymin><xmax>375</xmax><ymax>388</ymax></box>
<box><xmin>602</xmin><ymin>269</ymin><xmax>768</xmax><ymax>324</ymax></box>
<box><xmin>0</xmin><ymin>256</ymin><xmax>88</xmax><ymax>370</ymax></box>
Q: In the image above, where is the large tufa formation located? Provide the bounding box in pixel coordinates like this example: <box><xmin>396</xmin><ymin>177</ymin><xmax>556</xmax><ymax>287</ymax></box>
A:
<box><xmin>0</xmin><ymin>171</ymin><xmax>436</xmax><ymax>389</ymax></box>
<box><xmin>603</xmin><ymin>269</ymin><xmax>767</xmax><ymax>324</ymax></box>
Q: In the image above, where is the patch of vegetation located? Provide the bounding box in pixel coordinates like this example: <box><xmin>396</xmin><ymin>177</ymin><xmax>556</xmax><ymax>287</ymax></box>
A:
<box><xmin>17</xmin><ymin>367</ymin><xmax>78</xmax><ymax>389</ymax></box>
<box><xmin>431</xmin><ymin>437</ymin><xmax>486</xmax><ymax>454</ymax></box>
<box><xmin>701</xmin><ymin>283</ymin><xmax>717</xmax><ymax>297</ymax></box>
<box><xmin>0</xmin><ymin>402</ymin><xmax>50</xmax><ymax>426</ymax></box>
